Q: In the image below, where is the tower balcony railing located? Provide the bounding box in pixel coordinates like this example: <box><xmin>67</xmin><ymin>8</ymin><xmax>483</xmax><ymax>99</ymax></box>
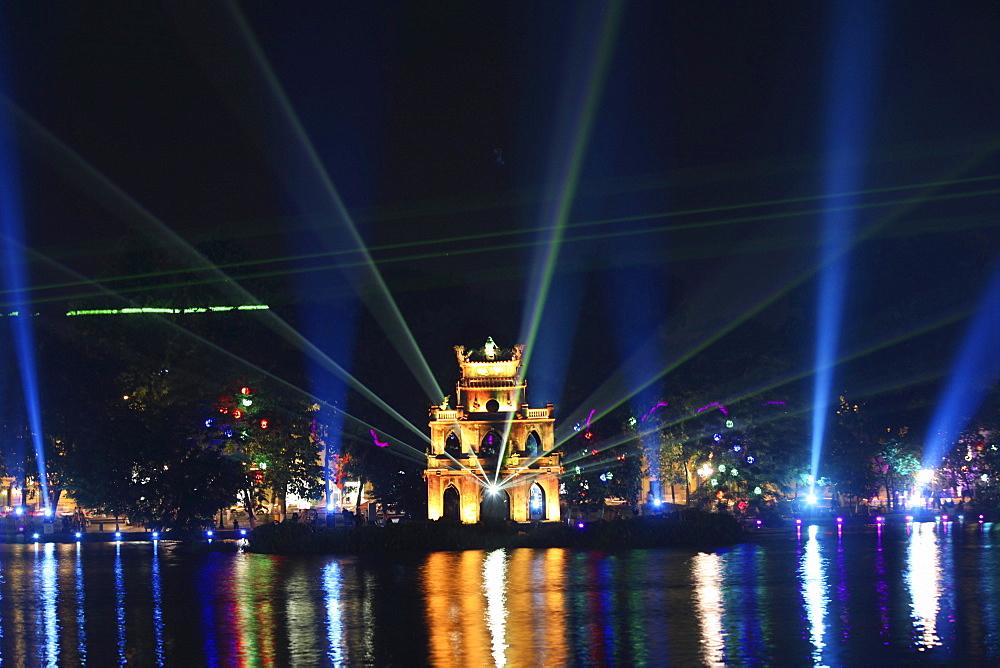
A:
<box><xmin>524</xmin><ymin>407</ymin><xmax>552</xmax><ymax>419</ymax></box>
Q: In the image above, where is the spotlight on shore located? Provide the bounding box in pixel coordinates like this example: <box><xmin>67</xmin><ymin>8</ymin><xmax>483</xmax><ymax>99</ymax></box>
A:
<box><xmin>806</xmin><ymin>493</ymin><xmax>818</xmax><ymax>505</ymax></box>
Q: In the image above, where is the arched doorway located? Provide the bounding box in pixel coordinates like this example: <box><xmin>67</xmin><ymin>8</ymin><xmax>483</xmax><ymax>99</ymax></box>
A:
<box><xmin>443</xmin><ymin>486</ymin><xmax>460</xmax><ymax>520</ymax></box>
<box><xmin>444</xmin><ymin>432</ymin><xmax>462</xmax><ymax>457</ymax></box>
<box><xmin>480</xmin><ymin>488</ymin><xmax>511</xmax><ymax>521</ymax></box>
<box><xmin>528</xmin><ymin>483</ymin><xmax>546</xmax><ymax>520</ymax></box>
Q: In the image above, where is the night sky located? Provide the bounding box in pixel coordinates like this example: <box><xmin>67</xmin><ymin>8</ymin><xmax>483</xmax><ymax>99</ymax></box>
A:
<box><xmin>2</xmin><ymin>3</ymin><xmax>999</xmax><ymax>446</ymax></box>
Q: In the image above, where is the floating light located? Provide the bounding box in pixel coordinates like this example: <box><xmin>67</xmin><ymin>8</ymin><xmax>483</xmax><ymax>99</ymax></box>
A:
<box><xmin>75</xmin><ymin>532</ymin><xmax>82</xmax><ymax>539</ymax></box>
<box><xmin>152</xmin><ymin>531</ymin><xmax>159</xmax><ymax>539</ymax></box>
<box><xmin>806</xmin><ymin>493</ymin><xmax>818</xmax><ymax>505</ymax></box>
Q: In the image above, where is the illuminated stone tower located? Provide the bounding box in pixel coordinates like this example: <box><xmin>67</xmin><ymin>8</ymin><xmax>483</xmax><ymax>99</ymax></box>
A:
<box><xmin>425</xmin><ymin>338</ymin><xmax>562</xmax><ymax>523</ymax></box>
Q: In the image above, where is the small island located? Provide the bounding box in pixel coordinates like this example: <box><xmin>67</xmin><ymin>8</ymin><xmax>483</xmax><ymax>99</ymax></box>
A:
<box><xmin>246</xmin><ymin>509</ymin><xmax>745</xmax><ymax>554</ymax></box>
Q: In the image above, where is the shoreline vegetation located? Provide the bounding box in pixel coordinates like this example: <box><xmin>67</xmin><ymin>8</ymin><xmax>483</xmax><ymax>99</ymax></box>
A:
<box><xmin>246</xmin><ymin>509</ymin><xmax>746</xmax><ymax>555</ymax></box>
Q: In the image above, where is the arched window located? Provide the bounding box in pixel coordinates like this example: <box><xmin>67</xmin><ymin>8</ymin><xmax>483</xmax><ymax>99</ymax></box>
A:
<box><xmin>480</xmin><ymin>430</ymin><xmax>501</xmax><ymax>458</ymax></box>
<box><xmin>480</xmin><ymin>488</ymin><xmax>511</xmax><ymax>521</ymax></box>
<box><xmin>443</xmin><ymin>486</ymin><xmax>460</xmax><ymax>520</ymax></box>
<box><xmin>529</xmin><ymin>483</ymin><xmax>546</xmax><ymax>521</ymax></box>
<box><xmin>525</xmin><ymin>431</ymin><xmax>541</xmax><ymax>457</ymax></box>
<box><xmin>444</xmin><ymin>432</ymin><xmax>462</xmax><ymax>457</ymax></box>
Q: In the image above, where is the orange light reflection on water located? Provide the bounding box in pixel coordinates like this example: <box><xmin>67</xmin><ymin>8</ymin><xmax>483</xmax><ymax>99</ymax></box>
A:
<box><xmin>422</xmin><ymin>549</ymin><xmax>569</xmax><ymax>667</ymax></box>
<box><xmin>692</xmin><ymin>551</ymin><xmax>725</xmax><ymax>666</ymax></box>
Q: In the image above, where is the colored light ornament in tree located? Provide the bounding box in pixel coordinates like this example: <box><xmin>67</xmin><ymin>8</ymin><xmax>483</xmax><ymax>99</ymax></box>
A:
<box><xmin>224</xmin><ymin>429</ymin><xmax>233</xmax><ymax>438</ymax></box>
<box><xmin>600</xmin><ymin>473</ymin><xmax>607</xmax><ymax>482</ymax></box>
<box><xmin>242</xmin><ymin>399</ymin><xmax>252</xmax><ymax>407</ymax></box>
<box><xmin>725</xmin><ymin>420</ymin><xmax>734</xmax><ymax>428</ymax></box>
<box><xmin>260</xmin><ymin>419</ymin><xmax>268</xmax><ymax>429</ymax></box>
<box><xmin>241</xmin><ymin>387</ymin><xmax>250</xmax><ymax>395</ymax></box>
<box><xmin>731</xmin><ymin>468</ymin><xmax>738</xmax><ymax>476</ymax></box>
<box><xmin>719</xmin><ymin>464</ymin><xmax>727</xmax><ymax>472</ymax></box>
<box><xmin>710</xmin><ymin>478</ymin><xmax>718</xmax><ymax>486</ymax></box>
<box><xmin>713</xmin><ymin>434</ymin><xmax>722</xmax><ymax>442</ymax></box>
<box><xmin>737</xmin><ymin>501</ymin><xmax>748</xmax><ymax>510</ymax></box>
<box><xmin>733</xmin><ymin>444</ymin><xmax>742</xmax><ymax>452</ymax></box>
<box><xmin>746</xmin><ymin>456</ymin><xmax>754</xmax><ymax>464</ymax></box>
<box><xmin>204</xmin><ymin>419</ymin><xmax>213</xmax><ymax>428</ymax></box>
<box><xmin>233</xmin><ymin>410</ymin><xmax>243</xmax><ymax>419</ymax></box>
<box><xmin>627</xmin><ymin>417</ymin><xmax>637</xmax><ymax>427</ymax></box>
<box><xmin>754</xmin><ymin>486</ymin><xmax>762</xmax><ymax>495</ymax></box>
<box><xmin>575</xmin><ymin>466</ymin><xmax>582</xmax><ymax>474</ymax></box>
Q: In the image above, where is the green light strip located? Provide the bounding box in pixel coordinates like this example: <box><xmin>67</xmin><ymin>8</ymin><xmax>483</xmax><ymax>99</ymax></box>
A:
<box><xmin>64</xmin><ymin>305</ymin><xmax>270</xmax><ymax>317</ymax></box>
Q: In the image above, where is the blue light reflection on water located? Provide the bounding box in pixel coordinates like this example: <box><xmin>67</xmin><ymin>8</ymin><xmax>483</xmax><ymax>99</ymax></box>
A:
<box><xmin>150</xmin><ymin>543</ymin><xmax>165</xmax><ymax>665</ymax></box>
<box><xmin>322</xmin><ymin>561</ymin><xmax>343</xmax><ymax>665</ymax></box>
<box><xmin>74</xmin><ymin>544</ymin><xmax>87</xmax><ymax>663</ymax></box>
<box><xmin>799</xmin><ymin>524</ymin><xmax>829</xmax><ymax>663</ymax></box>
<box><xmin>35</xmin><ymin>542</ymin><xmax>59</xmax><ymax>666</ymax></box>
<box><xmin>114</xmin><ymin>542</ymin><xmax>126</xmax><ymax>665</ymax></box>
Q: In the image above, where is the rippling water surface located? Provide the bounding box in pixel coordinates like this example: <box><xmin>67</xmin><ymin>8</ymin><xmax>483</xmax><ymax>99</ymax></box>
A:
<box><xmin>1</xmin><ymin>521</ymin><xmax>998</xmax><ymax>665</ymax></box>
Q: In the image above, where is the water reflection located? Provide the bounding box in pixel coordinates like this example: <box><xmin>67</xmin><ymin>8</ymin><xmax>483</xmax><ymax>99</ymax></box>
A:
<box><xmin>691</xmin><ymin>551</ymin><xmax>725</xmax><ymax>665</ymax></box>
<box><xmin>0</xmin><ymin>528</ymin><xmax>999</xmax><ymax>663</ymax></box>
<box><xmin>150</xmin><ymin>544</ymin><xmax>165</xmax><ymax>665</ymax></box>
<box><xmin>323</xmin><ymin>561</ymin><xmax>343</xmax><ymax>665</ymax></box>
<box><xmin>35</xmin><ymin>543</ymin><xmax>59</xmax><ymax>665</ymax></box>
<box><xmin>74</xmin><ymin>544</ymin><xmax>87</xmax><ymax>662</ymax></box>
<box><xmin>114</xmin><ymin>542</ymin><xmax>126</xmax><ymax>664</ymax></box>
<box><xmin>483</xmin><ymin>549</ymin><xmax>508</xmax><ymax>665</ymax></box>
<box><xmin>799</xmin><ymin>524</ymin><xmax>828</xmax><ymax>663</ymax></box>
<box><xmin>906</xmin><ymin>523</ymin><xmax>942</xmax><ymax>649</ymax></box>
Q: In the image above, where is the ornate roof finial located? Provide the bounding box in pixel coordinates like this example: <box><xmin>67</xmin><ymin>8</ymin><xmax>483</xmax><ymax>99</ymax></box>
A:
<box><xmin>484</xmin><ymin>337</ymin><xmax>498</xmax><ymax>360</ymax></box>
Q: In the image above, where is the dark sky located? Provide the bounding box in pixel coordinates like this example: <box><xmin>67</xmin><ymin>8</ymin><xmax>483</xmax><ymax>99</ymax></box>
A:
<box><xmin>2</xmin><ymin>2</ymin><xmax>999</xmax><ymax>439</ymax></box>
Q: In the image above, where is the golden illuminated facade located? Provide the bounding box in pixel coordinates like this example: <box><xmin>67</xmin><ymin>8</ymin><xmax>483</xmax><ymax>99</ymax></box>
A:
<box><xmin>425</xmin><ymin>339</ymin><xmax>562</xmax><ymax>523</ymax></box>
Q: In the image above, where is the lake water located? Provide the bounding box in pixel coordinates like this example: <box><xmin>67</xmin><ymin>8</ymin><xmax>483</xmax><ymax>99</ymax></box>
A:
<box><xmin>0</xmin><ymin>520</ymin><xmax>998</xmax><ymax>665</ymax></box>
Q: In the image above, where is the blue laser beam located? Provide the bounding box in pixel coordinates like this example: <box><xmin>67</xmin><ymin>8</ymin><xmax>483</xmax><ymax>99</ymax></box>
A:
<box><xmin>923</xmin><ymin>263</ymin><xmax>1000</xmax><ymax>467</ymax></box>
